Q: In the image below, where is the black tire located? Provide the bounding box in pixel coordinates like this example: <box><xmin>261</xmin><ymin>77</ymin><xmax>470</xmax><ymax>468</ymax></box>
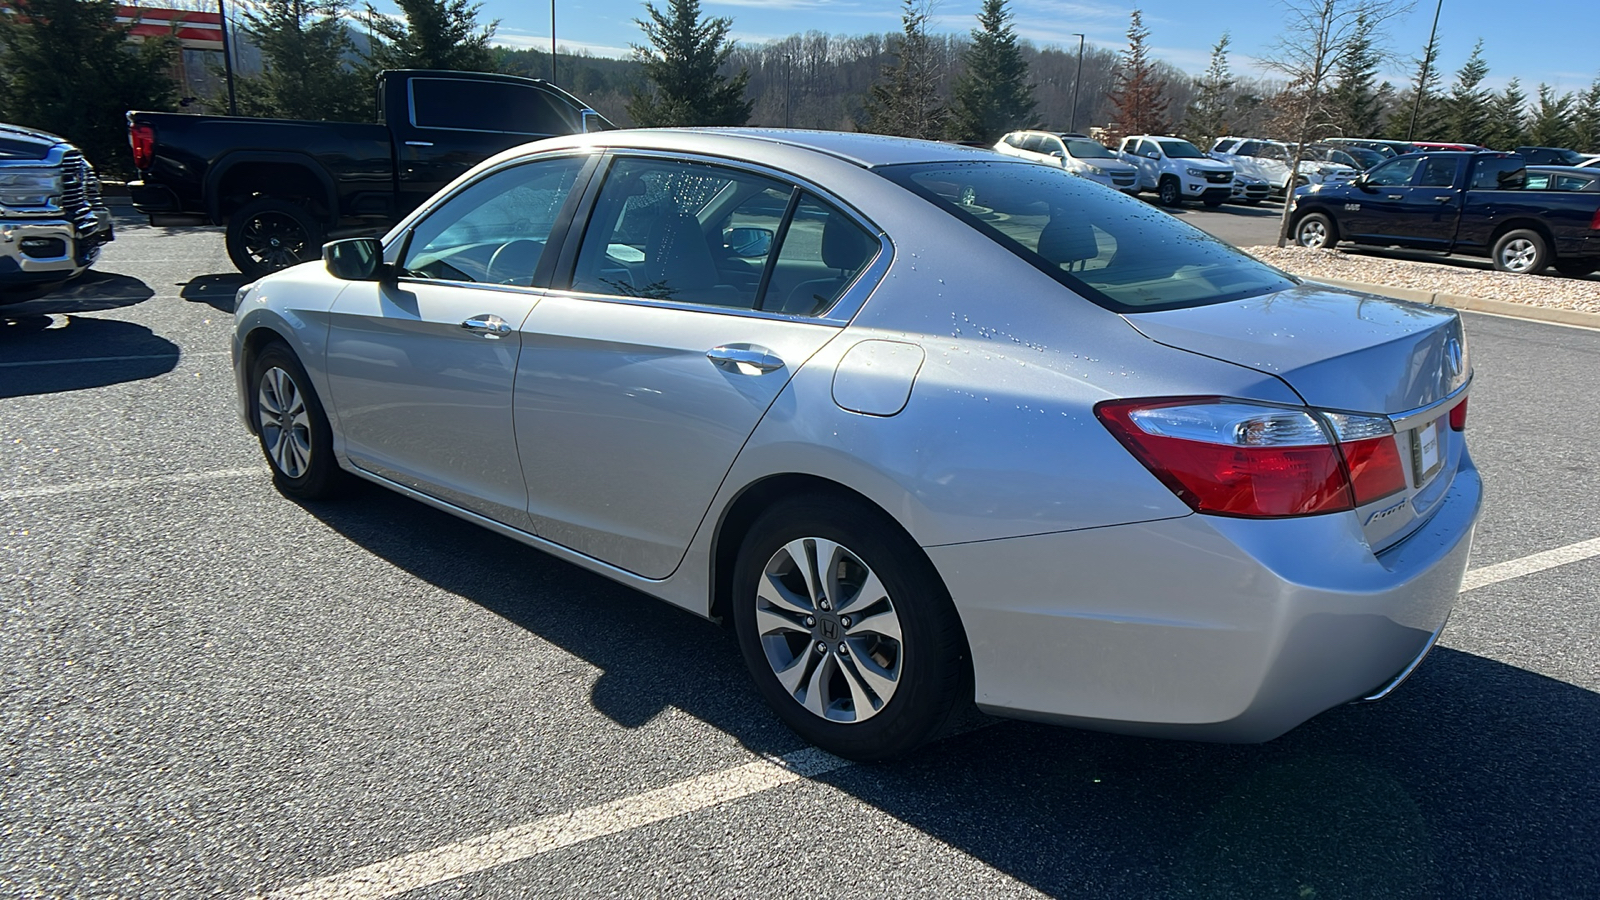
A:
<box><xmin>1491</xmin><ymin>228</ymin><xmax>1549</xmax><ymax>274</ymax></box>
<box><xmin>1294</xmin><ymin>211</ymin><xmax>1338</xmax><ymax>250</ymax></box>
<box><xmin>226</xmin><ymin>197</ymin><xmax>324</xmax><ymax>278</ymax></box>
<box><xmin>1202</xmin><ymin>195</ymin><xmax>1226</xmax><ymax>208</ymax></box>
<box><xmin>1158</xmin><ymin>177</ymin><xmax>1183</xmax><ymax>207</ymax></box>
<box><xmin>731</xmin><ymin>496</ymin><xmax>971</xmax><ymax>761</ymax></box>
<box><xmin>1553</xmin><ymin>259</ymin><xmax>1599</xmax><ymax>278</ymax></box>
<box><xmin>249</xmin><ymin>341</ymin><xmax>350</xmax><ymax>500</ymax></box>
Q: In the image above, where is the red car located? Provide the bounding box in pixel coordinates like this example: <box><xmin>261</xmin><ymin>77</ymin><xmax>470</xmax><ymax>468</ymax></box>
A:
<box><xmin>1411</xmin><ymin>141</ymin><xmax>1487</xmax><ymax>152</ymax></box>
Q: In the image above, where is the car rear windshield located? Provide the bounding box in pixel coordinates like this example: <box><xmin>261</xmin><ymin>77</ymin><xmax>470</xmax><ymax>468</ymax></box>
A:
<box><xmin>877</xmin><ymin>161</ymin><xmax>1297</xmax><ymax>313</ymax></box>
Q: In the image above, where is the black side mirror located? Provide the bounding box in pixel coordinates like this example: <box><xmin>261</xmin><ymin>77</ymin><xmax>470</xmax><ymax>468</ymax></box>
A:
<box><xmin>324</xmin><ymin>237</ymin><xmax>385</xmax><ymax>281</ymax></box>
<box><xmin>723</xmin><ymin>226</ymin><xmax>774</xmax><ymax>259</ymax></box>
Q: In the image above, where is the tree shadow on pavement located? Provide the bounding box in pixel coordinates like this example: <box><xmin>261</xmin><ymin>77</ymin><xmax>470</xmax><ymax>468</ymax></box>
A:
<box><xmin>0</xmin><ymin>314</ymin><xmax>180</xmax><ymax>397</ymax></box>
<box><xmin>302</xmin><ymin>484</ymin><xmax>1599</xmax><ymax>900</ymax></box>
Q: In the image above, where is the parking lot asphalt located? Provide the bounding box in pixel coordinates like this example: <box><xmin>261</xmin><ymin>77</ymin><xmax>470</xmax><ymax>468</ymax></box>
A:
<box><xmin>4</xmin><ymin>210</ymin><xmax>1598</xmax><ymax>899</ymax></box>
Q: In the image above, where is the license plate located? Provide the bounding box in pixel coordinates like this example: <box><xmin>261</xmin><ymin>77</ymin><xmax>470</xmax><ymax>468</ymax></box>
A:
<box><xmin>1412</xmin><ymin>418</ymin><xmax>1442</xmax><ymax>486</ymax></box>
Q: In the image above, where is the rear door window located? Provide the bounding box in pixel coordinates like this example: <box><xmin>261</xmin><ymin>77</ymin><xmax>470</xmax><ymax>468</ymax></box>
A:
<box><xmin>1417</xmin><ymin>156</ymin><xmax>1459</xmax><ymax>187</ymax></box>
<box><xmin>411</xmin><ymin>78</ymin><xmax>579</xmax><ymax>135</ymax></box>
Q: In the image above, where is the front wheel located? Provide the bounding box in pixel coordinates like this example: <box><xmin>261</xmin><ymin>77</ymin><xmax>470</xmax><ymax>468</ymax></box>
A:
<box><xmin>227</xmin><ymin>197</ymin><xmax>324</xmax><ymax>277</ymax></box>
<box><xmin>731</xmin><ymin>497</ymin><xmax>970</xmax><ymax>761</ymax></box>
<box><xmin>250</xmin><ymin>342</ymin><xmax>350</xmax><ymax>500</ymax></box>
<box><xmin>1492</xmin><ymin>229</ymin><xmax>1549</xmax><ymax>274</ymax></box>
<box><xmin>1294</xmin><ymin>212</ymin><xmax>1338</xmax><ymax>250</ymax></box>
<box><xmin>1158</xmin><ymin>177</ymin><xmax>1183</xmax><ymax>207</ymax></box>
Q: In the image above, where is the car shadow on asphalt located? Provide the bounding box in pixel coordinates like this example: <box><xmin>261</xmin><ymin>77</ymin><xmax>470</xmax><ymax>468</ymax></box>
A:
<box><xmin>1</xmin><ymin>289</ymin><xmax>179</xmax><ymax>398</ymax></box>
<box><xmin>181</xmin><ymin>273</ymin><xmax>249</xmax><ymax>313</ymax></box>
<box><xmin>0</xmin><ymin>269</ymin><xmax>155</xmax><ymax>317</ymax></box>
<box><xmin>300</xmin><ymin>484</ymin><xmax>1598</xmax><ymax>899</ymax></box>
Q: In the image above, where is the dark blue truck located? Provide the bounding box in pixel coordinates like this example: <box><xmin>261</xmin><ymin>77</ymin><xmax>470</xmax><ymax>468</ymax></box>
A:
<box><xmin>127</xmin><ymin>70</ymin><xmax>609</xmax><ymax>276</ymax></box>
<box><xmin>1289</xmin><ymin>151</ymin><xmax>1600</xmax><ymax>277</ymax></box>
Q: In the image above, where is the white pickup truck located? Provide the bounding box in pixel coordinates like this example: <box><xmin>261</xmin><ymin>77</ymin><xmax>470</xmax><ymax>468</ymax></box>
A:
<box><xmin>1117</xmin><ymin>135</ymin><xmax>1234</xmax><ymax>207</ymax></box>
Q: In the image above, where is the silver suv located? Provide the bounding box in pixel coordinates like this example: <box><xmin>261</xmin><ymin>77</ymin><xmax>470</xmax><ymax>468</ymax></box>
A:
<box><xmin>0</xmin><ymin>123</ymin><xmax>114</xmax><ymax>298</ymax></box>
<box><xmin>994</xmin><ymin>131</ymin><xmax>1139</xmax><ymax>194</ymax></box>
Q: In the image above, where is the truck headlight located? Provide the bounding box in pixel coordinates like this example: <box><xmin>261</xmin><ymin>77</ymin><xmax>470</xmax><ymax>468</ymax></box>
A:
<box><xmin>1186</xmin><ymin>168</ymin><xmax>1209</xmax><ymax>177</ymax></box>
<box><xmin>0</xmin><ymin>169</ymin><xmax>63</xmax><ymax>207</ymax></box>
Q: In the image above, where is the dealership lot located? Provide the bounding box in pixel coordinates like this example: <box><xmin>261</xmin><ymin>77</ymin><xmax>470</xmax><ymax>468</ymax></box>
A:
<box><xmin>4</xmin><ymin>210</ymin><xmax>1598</xmax><ymax>898</ymax></box>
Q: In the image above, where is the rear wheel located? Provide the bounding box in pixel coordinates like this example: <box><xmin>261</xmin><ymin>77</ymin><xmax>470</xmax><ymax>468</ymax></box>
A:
<box><xmin>1294</xmin><ymin>212</ymin><xmax>1338</xmax><ymax>250</ymax></box>
<box><xmin>227</xmin><ymin>197</ymin><xmax>324</xmax><ymax>277</ymax></box>
<box><xmin>1491</xmin><ymin>229</ymin><xmax>1548</xmax><ymax>274</ymax></box>
<box><xmin>731</xmin><ymin>496</ymin><xmax>970</xmax><ymax>761</ymax></box>
<box><xmin>249</xmin><ymin>341</ymin><xmax>350</xmax><ymax>500</ymax></box>
<box><xmin>1158</xmin><ymin>177</ymin><xmax>1183</xmax><ymax>207</ymax></box>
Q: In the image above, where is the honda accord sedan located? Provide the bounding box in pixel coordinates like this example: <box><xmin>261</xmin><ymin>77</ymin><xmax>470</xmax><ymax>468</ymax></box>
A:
<box><xmin>232</xmin><ymin>130</ymin><xmax>1480</xmax><ymax>760</ymax></box>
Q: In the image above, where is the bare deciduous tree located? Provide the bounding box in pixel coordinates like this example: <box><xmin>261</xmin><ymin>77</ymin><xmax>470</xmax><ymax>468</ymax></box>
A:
<box><xmin>1260</xmin><ymin>0</ymin><xmax>1411</xmax><ymax>246</ymax></box>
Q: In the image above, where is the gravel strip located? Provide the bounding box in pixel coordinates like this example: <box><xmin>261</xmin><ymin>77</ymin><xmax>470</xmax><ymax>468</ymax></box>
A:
<box><xmin>1244</xmin><ymin>246</ymin><xmax>1600</xmax><ymax>314</ymax></box>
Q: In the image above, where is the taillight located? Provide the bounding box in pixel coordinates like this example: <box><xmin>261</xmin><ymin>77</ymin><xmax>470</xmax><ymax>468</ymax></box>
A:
<box><xmin>1591</xmin><ymin>207</ymin><xmax>1600</xmax><ymax>231</ymax></box>
<box><xmin>1449</xmin><ymin>397</ymin><xmax>1468</xmax><ymax>431</ymax></box>
<box><xmin>129</xmin><ymin>123</ymin><xmax>155</xmax><ymax>171</ymax></box>
<box><xmin>1096</xmin><ymin>398</ymin><xmax>1410</xmax><ymax>518</ymax></box>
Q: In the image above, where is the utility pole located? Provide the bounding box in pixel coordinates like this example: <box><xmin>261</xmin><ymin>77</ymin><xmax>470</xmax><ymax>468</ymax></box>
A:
<box><xmin>1407</xmin><ymin>0</ymin><xmax>1443</xmax><ymax>141</ymax></box>
<box><xmin>1069</xmin><ymin>34</ymin><xmax>1085</xmax><ymax>133</ymax></box>
<box><xmin>217</xmin><ymin>0</ymin><xmax>237</xmax><ymax>115</ymax></box>
<box><xmin>550</xmin><ymin>0</ymin><xmax>557</xmax><ymax>83</ymax></box>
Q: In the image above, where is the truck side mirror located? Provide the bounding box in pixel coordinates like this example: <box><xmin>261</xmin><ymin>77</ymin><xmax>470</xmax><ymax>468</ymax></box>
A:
<box><xmin>581</xmin><ymin>109</ymin><xmax>605</xmax><ymax>133</ymax></box>
<box><xmin>324</xmin><ymin>237</ymin><xmax>386</xmax><ymax>281</ymax></box>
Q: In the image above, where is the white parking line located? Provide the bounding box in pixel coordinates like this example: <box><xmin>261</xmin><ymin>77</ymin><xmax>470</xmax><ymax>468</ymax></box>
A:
<box><xmin>1458</xmin><ymin>536</ymin><xmax>1600</xmax><ymax>592</ymax></box>
<box><xmin>254</xmin><ymin>748</ymin><xmax>851</xmax><ymax>900</ymax></box>
<box><xmin>0</xmin><ymin>350</ymin><xmax>229</xmax><ymax>368</ymax></box>
<box><xmin>245</xmin><ymin>533</ymin><xmax>1600</xmax><ymax>899</ymax></box>
<box><xmin>0</xmin><ymin>467</ymin><xmax>265</xmax><ymax>501</ymax></box>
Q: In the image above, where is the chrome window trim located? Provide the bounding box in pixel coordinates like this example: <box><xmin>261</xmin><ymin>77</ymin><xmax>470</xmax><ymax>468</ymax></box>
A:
<box><xmin>557</xmin><ymin>148</ymin><xmax>893</xmax><ymax>325</ymax></box>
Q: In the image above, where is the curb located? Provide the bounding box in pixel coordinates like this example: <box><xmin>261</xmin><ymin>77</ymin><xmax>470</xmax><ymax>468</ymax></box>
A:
<box><xmin>1307</xmin><ymin>276</ymin><xmax>1600</xmax><ymax>331</ymax></box>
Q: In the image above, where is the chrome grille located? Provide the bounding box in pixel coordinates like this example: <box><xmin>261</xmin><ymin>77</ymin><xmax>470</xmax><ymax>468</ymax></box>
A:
<box><xmin>1205</xmin><ymin>171</ymin><xmax>1232</xmax><ymax>184</ymax></box>
<box><xmin>59</xmin><ymin>151</ymin><xmax>96</xmax><ymax>231</ymax></box>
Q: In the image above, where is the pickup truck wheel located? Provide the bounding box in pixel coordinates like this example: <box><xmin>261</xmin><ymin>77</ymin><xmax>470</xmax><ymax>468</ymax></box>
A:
<box><xmin>1294</xmin><ymin>212</ymin><xmax>1337</xmax><ymax>250</ymax></box>
<box><xmin>1491</xmin><ymin>229</ymin><xmax>1548</xmax><ymax>274</ymax></box>
<box><xmin>1553</xmin><ymin>259</ymin><xmax>1598</xmax><ymax>278</ymax></box>
<box><xmin>227</xmin><ymin>198</ymin><xmax>324</xmax><ymax>277</ymax></box>
<box><xmin>1158</xmin><ymin>177</ymin><xmax>1183</xmax><ymax>207</ymax></box>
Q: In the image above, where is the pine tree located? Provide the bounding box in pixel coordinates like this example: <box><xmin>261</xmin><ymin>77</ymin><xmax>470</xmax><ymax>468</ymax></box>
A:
<box><xmin>1571</xmin><ymin>76</ymin><xmax>1600</xmax><ymax>152</ymax></box>
<box><xmin>1107</xmin><ymin>9</ymin><xmax>1168</xmax><ymax>137</ymax></box>
<box><xmin>1183</xmin><ymin>33</ymin><xmax>1233</xmax><ymax>147</ymax></box>
<box><xmin>862</xmin><ymin>0</ymin><xmax>948</xmax><ymax>139</ymax></box>
<box><xmin>1439</xmin><ymin>41</ymin><xmax>1491</xmax><ymax>145</ymax></box>
<box><xmin>1526</xmin><ymin>83</ymin><xmax>1576</xmax><ymax>147</ymax></box>
<box><xmin>1325</xmin><ymin>14</ymin><xmax>1382</xmax><ymax>137</ymax></box>
<box><xmin>947</xmin><ymin>0</ymin><xmax>1035</xmax><ymax>143</ymax></box>
<box><xmin>0</xmin><ymin>0</ymin><xmax>177</xmax><ymax>175</ymax></box>
<box><xmin>1482</xmin><ymin>78</ymin><xmax>1527</xmax><ymax>149</ymax></box>
<box><xmin>363</xmin><ymin>0</ymin><xmax>496</xmax><ymax>72</ymax></box>
<box><xmin>626</xmin><ymin>0</ymin><xmax>751</xmax><ymax>127</ymax></box>
<box><xmin>1387</xmin><ymin>32</ymin><xmax>1442</xmax><ymax>140</ymax></box>
<box><xmin>238</xmin><ymin>0</ymin><xmax>371</xmax><ymax>121</ymax></box>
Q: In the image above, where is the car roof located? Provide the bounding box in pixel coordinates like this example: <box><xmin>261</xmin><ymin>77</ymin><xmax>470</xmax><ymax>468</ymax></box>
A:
<box><xmin>652</xmin><ymin>128</ymin><xmax>997</xmax><ymax>168</ymax></box>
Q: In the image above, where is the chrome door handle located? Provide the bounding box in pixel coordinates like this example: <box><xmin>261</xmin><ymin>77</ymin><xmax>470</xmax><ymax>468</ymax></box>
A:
<box><xmin>1386</xmin><ymin>194</ymin><xmax>1403</xmax><ymax>200</ymax></box>
<box><xmin>461</xmin><ymin>314</ymin><xmax>512</xmax><ymax>338</ymax></box>
<box><xmin>1433</xmin><ymin>195</ymin><xmax>1453</xmax><ymax>202</ymax></box>
<box><xmin>706</xmin><ymin>345</ymin><xmax>784</xmax><ymax>374</ymax></box>
<box><xmin>404</xmin><ymin>140</ymin><xmax>435</xmax><ymax>147</ymax></box>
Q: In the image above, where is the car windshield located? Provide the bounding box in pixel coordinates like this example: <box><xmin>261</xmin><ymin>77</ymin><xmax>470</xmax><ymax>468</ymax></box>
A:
<box><xmin>1065</xmin><ymin>139</ymin><xmax>1116</xmax><ymax>159</ymax></box>
<box><xmin>1158</xmin><ymin>140</ymin><xmax>1205</xmax><ymax>159</ymax></box>
<box><xmin>877</xmin><ymin>161</ymin><xmax>1297</xmax><ymax>313</ymax></box>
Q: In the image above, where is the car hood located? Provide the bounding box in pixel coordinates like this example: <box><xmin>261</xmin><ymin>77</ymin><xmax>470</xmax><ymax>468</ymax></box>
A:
<box><xmin>0</xmin><ymin>124</ymin><xmax>62</xmax><ymax>161</ymax></box>
<box><xmin>1121</xmin><ymin>282</ymin><xmax>1468</xmax><ymax>414</ymax></box>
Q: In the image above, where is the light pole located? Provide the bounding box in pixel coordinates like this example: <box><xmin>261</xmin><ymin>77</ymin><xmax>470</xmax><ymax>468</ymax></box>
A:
<box><xmin>1407</xmin><ymin>0</ymin><xmax>1443</xmax><ymax>141</ymax></box>
<box><xmin>550</xmin><ymin>0</ymin><xmax>557</xmax><ymax>83</ymax></box>
<box><xmin>1069</xmin><ymin>34</ymin><xmax>1085</xmax><ymax>134</ymax></box>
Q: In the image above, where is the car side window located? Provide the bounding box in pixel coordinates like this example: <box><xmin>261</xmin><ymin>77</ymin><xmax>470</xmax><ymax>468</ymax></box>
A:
<box><xmin>1555</xmin><ymin>174</ymin><xmax>1593</xmax><ymax>191</ymax></box>
<box><xmin>410</xmin><ymin>79</ymin><xmax>578</xmax><ymax>135</ymax></box>
<box><xmin>400</xmin><ymin>156</ymin><xmax>587</xmax><ymax>286</ymax></box>
<box><xmin>1523</xmin><ymin>172</ymin><xmax>1552</xmax><ymax>190</ymax></box>
<box><xmin>1021</xmin><ymin>134</ymin><xmax>1048</xmax><ymax>153</ymax></box>
<box><xmin>1046</xmin><ymin>137</ymin><xmax>1066</xmax><ymax>157</ymax></box>
<box><xmin>570</xmin><ymin>157</ymin><xmax>789</xmax><ymax>310</ymax></box>
<box><xmin>761</xmin><ymin>193</ymin><xmax>878</xmax><ymax>317</ymax></box>
<box><xmin>1469</xmin><ymin>157</ymin><xmax>1525</xmax><ymax>189</ymax></box>
<box><xmin>1417</xmin><ymin>157</ymin><xmax>1458</xmax><ymax>187</ymax></box>
<box><xmin>1365</xmin><ymin>158</ymin><xmax>1421</xmax><ymax>187</ymax></box>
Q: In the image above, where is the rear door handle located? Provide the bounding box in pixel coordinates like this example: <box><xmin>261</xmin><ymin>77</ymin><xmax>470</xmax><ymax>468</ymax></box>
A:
<box><xmin>707</xmin><ymin>345</ymin><xmax>784</xmax><ymax>374</ymax></box>
<box><xmin>461</xmin><ymin>314</ymin><xmax>511</xmax><ymax>338</ymax></box>
<box><xmin>1386</xmin><ymin>194</ymin><xmax>1403</xmax><ymax>200</ymax></box>
<box><xmin>1433</xmin><ymin>195</ymin><xmax>1453</xmax><ymax>203</ymax></box>
<box><xmin>404</xmin><ymin>140</ymin><xmax>434</xmax><ymax>147</ymax></box>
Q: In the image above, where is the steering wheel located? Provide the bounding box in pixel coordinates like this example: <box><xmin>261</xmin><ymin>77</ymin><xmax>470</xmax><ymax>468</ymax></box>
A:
<box><xmin>485</xmin><ymin>239</ymin><xmax>544</xmax><ymax>286</ymax></box>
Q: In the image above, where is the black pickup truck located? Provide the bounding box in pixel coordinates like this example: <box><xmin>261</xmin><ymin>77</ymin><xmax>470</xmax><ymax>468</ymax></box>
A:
<box><xmin>1289</xmin><ymin>151</ymin><xmax>1600</xmax><ymax>277</ymax></box>
<box><xmin>127</xmin><ymin>69</ymin><xmax>609</xmax><ymax>275</ymax></box>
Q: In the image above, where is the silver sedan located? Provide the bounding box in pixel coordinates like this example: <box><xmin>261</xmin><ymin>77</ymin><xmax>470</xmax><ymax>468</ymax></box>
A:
<box><xmin>232</xmin><ymin>130</ymin><xmax>1480</xmax><ymax>760</ymax></box>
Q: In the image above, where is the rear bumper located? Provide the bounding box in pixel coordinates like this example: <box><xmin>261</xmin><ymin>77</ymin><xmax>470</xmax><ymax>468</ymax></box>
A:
<box><xmin>927</xmin><ymin>454</ymin><xmax>1481</xmax><ymax>743</ymax></box>
<box><xmin>0</xmin><ymin>212</ymin><xmax>114</xmax><ymax>287</ymax></box>
<box><xmin>127</xmin><ymin>179</ymin><xmax>185</xmax><ymax>215</ymax></box>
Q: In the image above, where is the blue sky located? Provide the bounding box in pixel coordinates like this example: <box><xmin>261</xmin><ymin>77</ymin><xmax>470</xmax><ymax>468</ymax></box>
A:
<box><xmin>369</xmin><ymin>0</ymin><xmax>1599</xmax><ymax>95</ymax></box>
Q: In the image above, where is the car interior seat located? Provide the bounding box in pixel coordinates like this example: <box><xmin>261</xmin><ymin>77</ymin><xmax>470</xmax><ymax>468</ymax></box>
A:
<box><xmin>1036</xmin><ymin>216</ymin><xmax>1101</xmax><ymax>273</ymax></box>
<box><xmin>644</xmin><ymin>210</ymin><xmax>742</xmax><ymax>306</ymax></box>
<box><xmin>779</xmin><ymin>218</ymin><xmax>876</xmax><ymax>316</ymax></box>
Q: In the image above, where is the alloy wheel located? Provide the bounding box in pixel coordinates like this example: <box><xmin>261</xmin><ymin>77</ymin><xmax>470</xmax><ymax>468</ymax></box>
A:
<box><xmin>257</xmin><ymin>366</ymin><xmax>312</xmax><ymax>478</ymax></box>
<box><xmin>241</xmin><ymin>211</ymin><xmax>311</xmax><ymax>270</ymax></box>
<box><xmin>1499</xmin><ymin>238</ymin><xmax>1537</xmax><ymax>273</ymax></box>
<box><xmin>1298</xmin><ymin>219</ymin><xmax>1328</xmax><ymax>249</ymax></box>
<box><xmin>754</xmin><ymin>537</ymin><xmax>904</xmax><ymax>723</ymax></box>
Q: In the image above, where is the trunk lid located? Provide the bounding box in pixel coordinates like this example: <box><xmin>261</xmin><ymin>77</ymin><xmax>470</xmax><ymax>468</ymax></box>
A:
<box><xmin>1121</xmin><ymin>282</ymin><xmax>1470</xmax><ymax>552</ymax></box>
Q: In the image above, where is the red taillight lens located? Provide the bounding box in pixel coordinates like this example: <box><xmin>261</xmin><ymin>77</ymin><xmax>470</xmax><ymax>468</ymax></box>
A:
<box><xmin>1340</xmin><ymin>436</ymin><xmax>1407</xmax><ymax>505</ymax></box>
<box><xmin>129</xmin><ymin>123</ymin><xmax>155</xmax><ymax>171</ymax></box>
<box><xmin>1448</xmin><ymin>397</ymin><xmax>1468</xmax><ymax>431</ymax></box>
<box><xmin>1097</xmin><ymin>399</ymin><xmax>1353</xmax><ymax>517</ymax></box>
<box><xmin>1590</xmin><ymin>207</ymin><xmax>1600</xmax><ymax>231</ymax></box>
